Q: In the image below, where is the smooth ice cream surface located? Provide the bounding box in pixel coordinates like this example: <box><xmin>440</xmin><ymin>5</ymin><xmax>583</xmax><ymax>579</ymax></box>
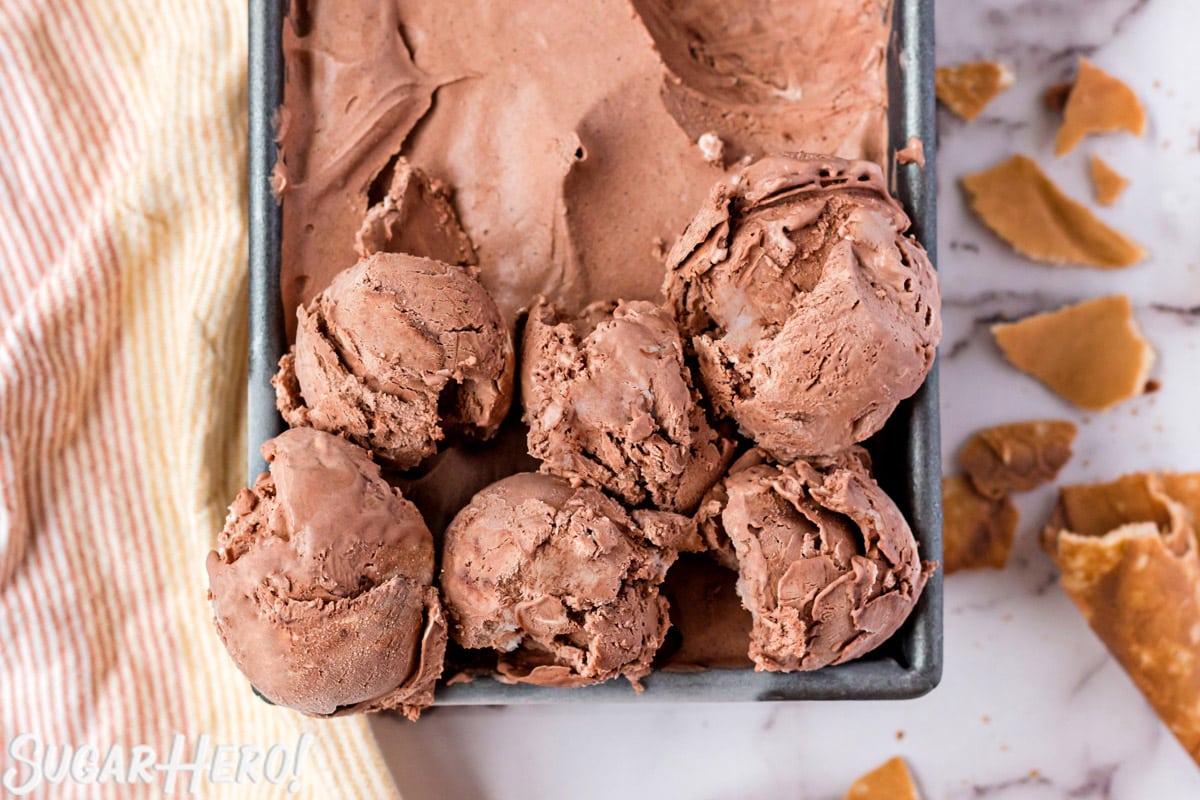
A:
<box><xmin>658</xmin><ymin>555</ymin><xmax>754</xmax><ymax>670</ymax></box>
<box><xmin>522</xmin><ymin>297</ymin><xmax>733</xmax><ymax>512</ymax></box>
<box><xmin>664</xmin><ymin>153</ymin><xmax>941</xmax><ymax>460</ymax></box>
<box><xmin>206</xmin><ymin>428</ymin><xmax>446</xmax><ymax>718</ymax></box>
<box><xmin>274</xmin><ymin>252</ymin><xmax>514</xmax><ymax>469</ymax></box>
<box><xmin>275</xmin><ymin>0</ymin><xmax>892</xmax><ymax>326</ymax></box>
<box><xmin>440</xmin><ymin>472</ymin><xmax>699</xmax><ymax>687</ymax></box>
<box><xmin>698</xmin><ymin>448</ymin><xmax>930</xmax><ymax>671</ymax></box>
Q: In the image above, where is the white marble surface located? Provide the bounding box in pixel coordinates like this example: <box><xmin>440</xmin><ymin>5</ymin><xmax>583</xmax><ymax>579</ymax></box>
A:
<box><xmin>373</xmin><ymin>0</ymin><xmax>1200</xmax><ymax>796</ymax></box>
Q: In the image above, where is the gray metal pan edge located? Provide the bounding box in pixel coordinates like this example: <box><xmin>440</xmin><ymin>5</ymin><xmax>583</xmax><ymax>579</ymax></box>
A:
<box><xmin>247</xmin><ymin>0</ymin><xmax>942</xmax><ymax>704</ymax></box>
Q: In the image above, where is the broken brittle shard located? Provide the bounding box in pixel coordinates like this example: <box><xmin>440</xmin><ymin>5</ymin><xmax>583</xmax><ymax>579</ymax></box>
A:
<box><xmin>1054</xmin><ymin>58</ymin><xmax>1146</xmax><ymax>156</ymax></box>
<box><xmin>962</xmin><ymin>154</ymin><xmax>1144</xmax><ymax>269</ymax></box>
<box><xmin>992</xmin><ymin>295</ymin><xmax>1154</xmax><ymax>411</ymax></box>
<box><xmin>960</xmin><ymin>420</ymin><xmax>1077</xmax><ymax>499</ymax></box>
<box><xmin>1043</xmin><ymin>472</ymin><xmax>1200</xmax><ymax>766</ymax></box>
<box><xmin>941</xmin><ymin>476</ymin><xmax>1018</xmax><ymax>574</ymax></box>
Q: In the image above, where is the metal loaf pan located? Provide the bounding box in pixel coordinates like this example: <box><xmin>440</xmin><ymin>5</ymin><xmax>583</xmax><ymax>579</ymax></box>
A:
<box><xmin>247</xmin><ymin>0</ymin><xmax>942</xmax><ymax>704</ymax></box>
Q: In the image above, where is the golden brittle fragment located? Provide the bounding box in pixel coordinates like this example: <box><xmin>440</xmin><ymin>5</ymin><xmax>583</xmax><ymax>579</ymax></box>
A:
<box><xmin>1043</xmin><ymin>473</ymin><xmax>1200</xmax><ymax>765</ymax></box>
<box><xmin>1089</xmin><ymin>155</ymin><xmax>1129</xmax><ymax>206</ymax></box>
<box><xmin>961</xmin><ymin>420</ymin><xmax>1077</xmax><ymax>499</ymax></box>
<box><xmin>962</xmin><ymin>154</ymin><xmax>1144</xmax><ymax>268</ymax></box>
<box><xmin>1161</xmin><ymin>474</ymin><xmax>1200</xmax><ymax>524</ymax></box>
<box><xmin>942</xmin><ymin>476</ymin><xmax>1018</xmax><ymax>574</ymax></box>
<box><xmin>844</xmin><ymin>757</ymin><xmax>922</xmax><ymax>800</ymax></box>
<box><xmin>1055</xmin><ymin>472</ymin><xmax>1200</xmax><ymax>542</ymax></box>
<box><xmin>1055</xmin><ymin>59</ymin><xmax>1146</xmax><ymax>155</ymax></box>
<box><xmin>992</xmin><ymin>295</ymin><xmax>1154</xmax><ymax>411</ymax></box>
<box><xmin>935</xmin><ymin>61</ymin><xmax>1013</xmax><ymax>121</ymax></box>
<box><xmin>1054</xmin><ymin>472</ymin><xmax>1172</xmax><ymax>538</ymax></box>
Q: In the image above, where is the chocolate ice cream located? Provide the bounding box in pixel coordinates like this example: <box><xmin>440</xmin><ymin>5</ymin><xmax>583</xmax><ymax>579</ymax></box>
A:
<box><xmin>206</xmin><ymin>428</ymin><xmax>446</xmax><ymax>718</ymax></box>
<box><xmin>697</xmin><ymin>448</ymin><xmax>930</xmax><ymax>671</ymax></box>
<box><xmin>659</xmin><ymin>555</ymin><xmax>754</xmax><ymax>671</ymax></box>
<box><xmin>274</xmin><ymin>253</ymin><xmax>515</xmax><ymax>469</ymax></box>
<box><xmin>663</xmin><ymin>153</ymin><xmax>941</xmax><ymax>461</ymax></box>
<box><xmin>254</xmin><ymin>0</ymin><xmax>938</xmax><ymax>695</ymax></box>
<box><xmin>354</xmin><ymin>157</ymin><xmax>476</xmax><ymax>266</ymax></box>
<box><xmin>275</xmin><ymin>1</ymin><xmax>893</xmax><ymax>326</ymax></box>
<box><xmin>522</xmin><ymin>297</ymin><xmax>733</xmax><ymax>512</ymax></box>
<box><xmin>440</xmin><ymin>472</ymin><xmax>700</xmax><ymax>687</ymax></box>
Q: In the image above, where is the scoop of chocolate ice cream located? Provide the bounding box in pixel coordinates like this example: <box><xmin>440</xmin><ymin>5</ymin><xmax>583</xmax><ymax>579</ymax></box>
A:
<box><xmin>440</xmin><ymin>472</ymin><xmax>699</xmax><ymax>687</ymax></box>
<box><xmin>274</xmin><ymin>253</ymin><xmax>514</xmax><ymax>469</ymax></box>
<box><xmin>697</xmin><ymin>447</ymin><xmax>930</xmax><ymax>671</ymax></box>
<box><xmin>663</xmin><ymin>153</ymin><xmax>941</xmax><ymax>460</ymax></box>
<box><xmin>206</xmin><ymin>428</ymin><xmax>446</xmax><ymax>718</ymax></box>
<box><xmin>521</xmin><ymin>297</ymin><xmax>733</xmax><ymax>512</ymax></box>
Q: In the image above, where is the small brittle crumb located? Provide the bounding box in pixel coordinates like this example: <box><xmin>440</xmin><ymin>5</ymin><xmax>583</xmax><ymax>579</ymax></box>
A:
<box><xmin>1089</xmin><ymin>155</ymin><xmax>1129</xmax><ymax>206</ymax></box>
<box><xmin>935</xmin><ymin>61</ymin><xmax>1014</xmax><ymax>121</ymax></box>
<box><xmin>1043</xmin><ymin>81</ymin><xmax>1073</xmax><ymax>112</ymax></box>
<box><xmin>844</xmin><ymin>757</ymin><xmax>922</xmax><ymax>800</ymax></box>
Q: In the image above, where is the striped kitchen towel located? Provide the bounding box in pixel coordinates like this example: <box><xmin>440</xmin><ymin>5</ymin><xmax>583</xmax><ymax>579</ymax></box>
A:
<box><xmin>0</xmin><ymin>2</ymin><xmax>401</xmax><ymax>797</ymax></box>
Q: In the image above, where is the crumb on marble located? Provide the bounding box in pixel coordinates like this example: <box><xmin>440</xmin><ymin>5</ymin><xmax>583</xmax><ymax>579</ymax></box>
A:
<box><xmin>1089</xmin><ymin>155</ymin><xmax>1129</xmax><ymax>206</ymax></box>
<box><xmin>843</xmin><ymin>757</ymin><xmax>921</xmax><ymax>800</ymax></box>
<box><xmin>935</xmin><ymin>61</ymin><xmax>1014</xmax><ymax>121</ymax></box>
<box><xmin>1043</xmin><ymin>81</ymin><xmax>1073</xmax><ymax>112</ymax></box>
